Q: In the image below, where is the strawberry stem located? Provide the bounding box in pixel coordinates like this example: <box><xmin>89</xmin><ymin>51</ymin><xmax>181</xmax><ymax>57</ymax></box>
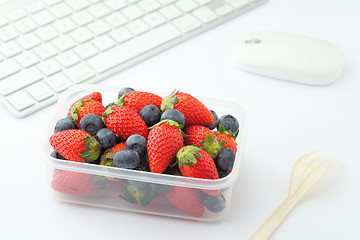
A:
<box><xmin>176</xmin><ymin>145</ymin><xmax>202</xmax><ymax>167</ymax></box>
<box><xmin>200</xmin><ymin>134</ymin><xmax>226</xmax><ymax>159</ymax></box>
<box><xmin>79</xmin><ymin>135</ymin><xmax>101</xmax><ymax>163</ymax></box>
<box><xmin>71</xmin><ymin>99</ymin><xmax>90</xmax><ymax>124</ymax></box>
<box><xmin>160</xmin><ymin>89</ymin><xmax>179</xmax><ymax>112</ymax></box>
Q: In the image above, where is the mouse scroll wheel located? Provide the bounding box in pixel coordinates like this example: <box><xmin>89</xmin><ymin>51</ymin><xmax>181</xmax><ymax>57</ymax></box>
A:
<box><xmin>245</xmin><ymin>38</ymin><xmax>262</xmax><ymax>44</ymax></box>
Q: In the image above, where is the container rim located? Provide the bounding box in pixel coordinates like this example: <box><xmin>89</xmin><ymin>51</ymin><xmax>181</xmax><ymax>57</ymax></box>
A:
<box><xmin>41</xmin><ymin>84</ymin><xmax>248</xmax><ymax>190</ymax></box>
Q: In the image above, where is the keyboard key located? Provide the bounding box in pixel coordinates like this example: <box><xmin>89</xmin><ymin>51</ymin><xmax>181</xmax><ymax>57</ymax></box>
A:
<box><xmin>50</xmin><ymin>3</ymin><xmax>72</xmax><ymax>19</ymax></box>
<box><xmin>13</xmin><ymin>18</ymin><xmax>37</xmax><ymax>34</ymax></box>
<box><xmin>0</xmin><ymin>68</ymin><xmax>43</xmax><ymax>96</ymax></box>
<box><xmin>228</xmin><ymin>0</ymin><xmax>248</xmax><ymax>8</ymax></box>
<box><xmin>35</xmin><ymin>25</ymin><xmax>58</xmax><ymax>41</ymax></box>
<box><xmin>92</xmin><ymin>35</ymin><xmax>116</xmax><ymax>51</ymax></box>
<box><xmin>172</xmin><ymin>14</ymin><xmax>202</xmax><ymax>33</ymax></box>
<box><xmin>87</xmin><ymin>20</ymin><xmax>111</xmax><ymax>35</ymax></box>
<box><xmin>15</xmin><ymin>52</ymin><xmax>40</xmax><ymax>68</ymax></box>
<box><xmin>104</xmin><ymin>0</ymin><xmax>127</xmax><ymax>11</ymax></box>
<box><xmin>109</xmin><ymin>27</ymin><xmax>133</xmax><ymax>43</ymax></box>
<box><xmin>26</xmin><ymin>2</ymin><xmax>47</xmax><ymax>14</ymax></box>
<box><xmin>88</xmin><ymin>23</ymin><xmax>181</xmax><ymax>73</ymax></box>
<box><xmin>176</xmin><ymin>0</ymin><xmax>198</xmax><ymax>13</ymax></box>
<box><xmin>46</xmin><ymin>73</ymin><xmax>73</xmax><ymax>92</ymax></box>
<box><xmin>53</xmin><ymin>17</ymin><xmax>76</xmax><ymax>34</ymax></box>
<box><xmin>0</xmin><ymin>17</ymin><xmax>8</xmax><ymax>27</ymax></box>
<box><xmin>74</xmin><ymin>43</ymin><xmax>98</xmax><ymax>59</ymax></box>
<box><xmin>138</xmin><ymin>0</ymin><xmax>161</xmax><ymax>12</ymax></box>
<box><xmin>159</xmin><ymin>5</ymin><xmax>182</xmax><ymax>20</ymax></box>
<box><xmin>88</xmin><ymin>3</ymin><xmax>111</xmax><ymax>19</ymax></box>
<box><xmin>37</xmin><ymin>59</ymin><xmax>62</xmax><ymax>76</ymax></box>
<box><xmin>142</xmin><ymin>12</ymin><xmax>166</xmax><ymax>28</ymax></box>
<box><xmin>32</xmin><ymin>10</ymin><xmax>56</xmax><ymax>26</ymax></box>
<box><xmin>104</xmin><ymin>12</ymin><xmax>128</xmax><ymax>28</ymax></box>
<box><xmin>0</xmin><ymin>42</ymin><xmax>22</xmax><ymax>58</ymax></box>
<box><xmin>70</xmin><ymin>27</ymin><xmax>94</xmax><ymax>43</ymax></box>
<box><xmin>122</xmin><ymin>5</ymin><xmax>145</xmax><ymax>20</ymax></box>
<box><xmin>7</xmin><ymin>10</ymin><xmax>28</xmax><ymax>21</ymax></box>
<box><xmin>7</xmin><ymin>90</ymin><xmax>35</xmax><ymax>111</ymax></box>
<box><xmin>66</xmin><ymin>0</ymin><xmax>90</xmax><ymax>11</ymax></box>
<box><xmin>52</xmin><ymin>35</ymin><xmax>76</xmax><ymax>51</ymax></box>
<box><xmin>34</xmin><ymin>43</ymin><xmax>58</xmax><ymax>59</ymax></box>
<box><xmin>158</xmin><ymin>0</ymin><xmax>176</xmax><ymax>5</ymax></box>
<box><xmin>0</xmin><ymin>26</ymin><xmax>19</xmax><ymax>42</ymax></box>
<box><xmin>193</xmin><ymin>6</ymin><xmax>217</xmax><ymax>23</ymax></box>
<box><xmin>43</xmin><ymin>0</ymin><xmax>63</xmax><ymax>6</ymax></box>
<box><xmin>56</xmin><ymin>51</ymin><xmax>80</xmax><ymax>67</ymax></box>
<box><xmin>195</xmin><ymin>0</ymin><xmax>213</xmax><ymax>5</ymax></box>
<box><xmin>26</xmin><ymin>81</ymin><xmax>54</xmax><ymax>101</ymax></box>
<box><xmin>215</xmin><ymin>4</ymin><xmax>233</xmax><ymax>16</ymax></box>
<box><xmin>65</xmin><ymin>63</ymin><xmax>95</xmax><ymax>83</ymax></box>
<box><xmin>0</xmin><ymin>60</ymin><xmax>21</xmax><ymax>80</ymax></box>
<box><xmin>71</xmin><ymin>10</ymin><xmax>94</xmax><ymax>26</ymax></box>
<box><xmin>126</xmin><ymin>19</ymin><xmax>150</xmax><ymax>35</ymax></box>
<box><xmin>17</xmin><ymin>33</ymin><xmax>41</xmax><ymax>50</ymax></box>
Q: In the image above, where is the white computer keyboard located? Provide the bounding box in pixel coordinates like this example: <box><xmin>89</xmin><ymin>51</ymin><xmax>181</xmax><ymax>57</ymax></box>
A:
<box><xmin>0</xmin><ymin>0</ymin><xmax>266</xmax><ymax>118</ymax></box>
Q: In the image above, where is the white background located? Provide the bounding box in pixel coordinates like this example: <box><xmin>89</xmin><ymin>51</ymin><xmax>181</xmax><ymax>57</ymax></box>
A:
<box><xmin>1</xmin><ymin>0</ymin><xmax>360</xmax><ymax>239</ymax></box>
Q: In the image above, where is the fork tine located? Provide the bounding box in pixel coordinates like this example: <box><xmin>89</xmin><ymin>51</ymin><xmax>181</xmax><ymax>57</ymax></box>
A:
<box><xmin>289</xmin><ymin>151</ymin><xmax>320</xmax><ymax>195</ymax></box>
<box><xmin>293</xmin><ymin>159</ymin><xmax>338</xmax><ymax>201</ymax></box>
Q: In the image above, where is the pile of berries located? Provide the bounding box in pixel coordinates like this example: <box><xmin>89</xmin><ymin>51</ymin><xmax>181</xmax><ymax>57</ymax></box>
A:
<box><xmin>49</xmin><ymin>87</ymin><xmax>240</xmax><ymax>218</ymax></box>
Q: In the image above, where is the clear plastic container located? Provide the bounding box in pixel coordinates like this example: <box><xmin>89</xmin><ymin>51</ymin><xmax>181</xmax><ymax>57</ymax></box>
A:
<box><xmin>41</xmin><ymin>84</ymin><xmax>248</xmax><ymax>221</ymax></box>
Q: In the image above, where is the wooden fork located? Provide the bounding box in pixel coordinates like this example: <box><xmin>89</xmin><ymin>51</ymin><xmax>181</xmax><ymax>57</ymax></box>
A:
<box><xmin>249</xmin><ymin>152</ymin><xmax>338</xmax><ymax>240</ymax></box>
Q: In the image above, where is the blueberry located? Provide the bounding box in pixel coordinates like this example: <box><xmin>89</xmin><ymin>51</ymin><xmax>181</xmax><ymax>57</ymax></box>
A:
<box><xmin>160</xmin><ymin>109</ymin><xmax>185</xmax><ymax>128</ymax></box>
<box><xmin>216</xmin><ymin>148</ymin><xmax>236</xmax><ymax>171</ymax></box>
<box><xmin>118</xmin><ymin>87</ymin><xmax>135</xmax><ymax>98</ymax></box>
<box><xmin>205</xmin><ymin>110</ymin><xmax>219</xmax><ymax>130</ymax></box>
<box><xmin>218</xmin><ymin>114</ymin><xmax>239</xmax><ymax>134</ymax></box>
<box><xmin>79</xmin><ymin>114</ymin><xmax>104</xmax><ymax>136</ymax></box>
<box><xmin>149</xmin><ymin>183</ymin><xmax>169</xmax><ymax>193</ymax></box>
<box><xmin>96</xmin><ymin>128</ymin><xmax>116</xmax><ymax>149</ymax></box>
<box><xmin>125</xmin><ymin>134</ymin><xmax>147</xmax><ymax>157</ymax></box>
<box><xmin>50</xmin><ymin>151</ymin><xmax>67</xmax><ymax>160</ymax></box>
<box><xmin>135</xmin><ymin>155</ymin><xmax>150</xmax><ymax>172</ymax></box>
<box><xmin>218</xmin><ymin>169</ymin><xmax>230</xmax><ymax>178</ymax></box>
<box><xmin>139</xmin><ymin>105</ymin><xmax>161</xmax><ymax>127</ymax></box>
<box><xmin>202</xmin><ymin>193</ymin><xmax>226</xmax><ymax>213</ymax></box>
<box><xmin>54</xmin><ymin>116</ymin><xmax>75</xmax><ymax>133</ymax></box>
<box><xmin>113</xmin><ymin>150</ymin><xmax>141</xmax><ymax>169</ymax></box>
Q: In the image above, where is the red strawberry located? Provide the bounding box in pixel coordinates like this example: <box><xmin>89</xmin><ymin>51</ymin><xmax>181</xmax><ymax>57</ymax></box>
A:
<box><xmin>177</xmin><ymin>145</ymin><xmax>220</xmax><ymax>196</ymax></box>
<box><xmin>215</xmin><ymin>124</ymin><xmax>237</xmax><ymax>153</ymax></box>
<box><xmin>184</xmin><ymin>125</ymin><xmax>215</xmax><ymax>147</ymax></box>
<box><xmin>51</xmin><ymin>169</ymin><xmax>104</xmax><ymax>195</ymax></box>
<box><xmin>67</xmin><ymin>99</ymin><xmax>106</xmax><ymax>127</ymax></box>
<box><xmin>161</xmin><ymin>90</ymin><xmax>215</xmax><ymax>126</ymax></box>
<box><xmin>49</xmin><ymin>129</ymin><xmax>101</xmax><ymax>163</ymax></box>
<box><xmin>166</xmin><ymin>186</ymin><xmax>205</xmax><ymax>218</ymax></box>
<box><xmin>67</xmin><ymin>92</ymin><xmax>102</xmax><ymax>116</ymax></box>
<box><xmin>147</xmin><ymin>120</ymin><xmax>185</xmax><ymax>173</ymax></box>
<box><xmin>122</xmin><ymin>91</ymin><xmax>163</xmax><ymax>113</ymax></box>
<box><xmin>103</xmin><ymin>106</ymin><xmax>148</xmax><ymax>141</ymax></box>
<box><xmin>100</xmin><ymin>142</ymin><xmax>126</xmax><ymax>167</ymax></box>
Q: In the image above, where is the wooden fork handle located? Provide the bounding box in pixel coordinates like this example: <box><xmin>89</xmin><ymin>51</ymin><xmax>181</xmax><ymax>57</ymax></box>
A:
<box><xmin>249</xmin><ymin>195</ymin><xmax>299</xmax><ymax>240</ymax></box>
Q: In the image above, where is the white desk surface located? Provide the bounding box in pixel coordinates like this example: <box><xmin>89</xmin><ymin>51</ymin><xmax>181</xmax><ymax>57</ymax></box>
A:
<box><xmin>1</xmin><ymin>0</ymin><xmax>360</xmax><ymax>239</ymax></box>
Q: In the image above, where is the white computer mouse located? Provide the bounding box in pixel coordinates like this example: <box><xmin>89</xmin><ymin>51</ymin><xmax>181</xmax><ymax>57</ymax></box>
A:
<box><xmin>233</xmin><ymin>31</ymin><xmax>344</xmax><ymax>85</ymax></box>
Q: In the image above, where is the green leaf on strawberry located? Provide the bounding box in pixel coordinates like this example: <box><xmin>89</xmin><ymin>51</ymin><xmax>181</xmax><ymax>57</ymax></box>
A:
<box><xmin>160</xmin><ymin>89</ymin><xmax>179</xmax><ymax>111</ymax></box>
<box><xmin>70</xmin><ymin>99</ymin><xmax>90</xmax><ymax>125</ymax></box>
<box><xmin>79</xmin><ymin>135</ymin><xmax>101</xmax><ymax>163</ymax></box>
<box><xmin>176</xmin><ymin>145</ymin><xmax>202</xmax><ymax>167</ymax></box>
<box><xmin>200</xmin><ymin>134</ymin><xmax>226</xmax><ymax>159</ymax></box>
